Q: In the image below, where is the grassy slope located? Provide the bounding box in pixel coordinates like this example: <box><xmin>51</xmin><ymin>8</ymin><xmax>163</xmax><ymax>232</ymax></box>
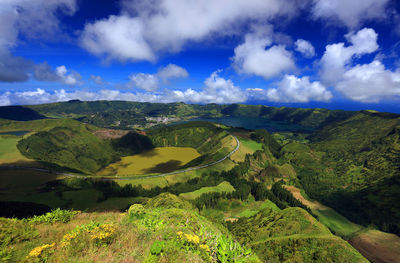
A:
<box><xmin>281</xmin><ymin>111</ymin><xmax>400</xmax><ymax>234</ymax></box>
<box><xmin>1</xmin><ymin>194</ymin><xmax>260</xmax><ymax>263</ymax></box>
<box><xmin>285</xmin><ymin>185</ymin><xmax>400</xmax><ymax>263</ymax></box>
<box><xmin>228</xmin><ymin>207</ymin><xmax>368</xmax><ymax>263</ymax></box>
<box><xmin>17</xmin><ymin>125</ymin><xmax>119</xmax><ymax>174</ymax></box>
<box><xmin>179</xmin><ymin>181</ymin><xmax>235</xmax><ymax>200</ymax></box>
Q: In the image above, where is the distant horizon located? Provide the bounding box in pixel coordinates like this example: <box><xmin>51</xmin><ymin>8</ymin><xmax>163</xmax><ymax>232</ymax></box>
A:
<box><xmin>2</xmin><ymin>99</ymin><xmax>400</xmax><ymax>115</ymax></box>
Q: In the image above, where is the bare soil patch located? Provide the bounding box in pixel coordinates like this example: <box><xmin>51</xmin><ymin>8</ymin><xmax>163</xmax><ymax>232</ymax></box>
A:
<box><xmin>349</xmin><ymin>230</ymin><xmax>400</xmax><ymax>263</ymax></box>
<box><xmin>284</xmin><ymin>185</ymin><xmax>328</xmax><ymax>210</ymax></box>
<box><xmin>94</xmin><ymin>129</ymin><xmax>129</xmax><ymax>139</ymax></box>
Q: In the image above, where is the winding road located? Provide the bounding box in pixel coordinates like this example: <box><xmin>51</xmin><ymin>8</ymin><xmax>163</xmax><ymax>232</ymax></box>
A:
<box><xmin>1</xmin><ymin>134</ymin><xmax>240</xmax><ymax>181</ymax></box>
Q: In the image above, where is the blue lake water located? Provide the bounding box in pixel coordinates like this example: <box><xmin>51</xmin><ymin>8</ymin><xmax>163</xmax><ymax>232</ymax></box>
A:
<box><xmin>0</xmin><ymin>131</ymin><xmax>30</xmax><ymax>136</ymax></box>
<box><xmin>187</xmin><ymin>117</ymin><xmax>314</xmax><ymax>133</ymax></box>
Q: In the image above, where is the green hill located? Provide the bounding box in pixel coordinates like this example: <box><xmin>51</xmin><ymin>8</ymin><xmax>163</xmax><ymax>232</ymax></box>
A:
<box><xmin>147</xmin><ymin>121</ymin><xmax>232</xmax><ymax>167</ymax></box>
<box><xmin>16</xmin><ymin>123</ymin><xmax>153</xmax><ymax>174</ymax></box>
<box><xmin>228</xmin><ymin>207</ymin><xmax>367</xmax><ymax>262</ymax></box>
<box><xmin>279</xmin><ymin>111</ymin><xmax>400</xmax><ymax>235</ymax></box>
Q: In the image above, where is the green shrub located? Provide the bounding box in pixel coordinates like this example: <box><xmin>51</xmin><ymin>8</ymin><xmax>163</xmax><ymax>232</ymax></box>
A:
<box><xmin>29</xmin><ymin>209</ymin><xmax>79</xmax><ymax>224</ymax></box>
<box><xmin>128</xmin><ymin>204</ymin><xmax>145</xmax><ymax>218</ymax></box>
<box><xmin>145</xmin><ymin>193</ymin><xmax>193</xmax><ymax>210</ymax></box>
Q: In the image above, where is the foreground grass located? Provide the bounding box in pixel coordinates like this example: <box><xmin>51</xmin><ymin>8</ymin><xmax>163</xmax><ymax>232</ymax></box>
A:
<box><xmin>1</xmin><ymin>194</ymin><xmax>260</xmax><ymax>263</ymax></box>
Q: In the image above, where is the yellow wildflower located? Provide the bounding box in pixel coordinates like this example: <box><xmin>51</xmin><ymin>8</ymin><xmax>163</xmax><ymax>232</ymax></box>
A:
<box><xmin>200</xmin><ymin>244</ymin><xmax>211</xmax><ymax>253</ymax></box>
<box><xmin>184</xmin><ymin>234</ymin><xmax>200</xmax><ymax>244</ymax></box>
<box><xmin>27</xmin><ymin>243</ymin><xmax>55</xmax><ymax>258</ymax></box>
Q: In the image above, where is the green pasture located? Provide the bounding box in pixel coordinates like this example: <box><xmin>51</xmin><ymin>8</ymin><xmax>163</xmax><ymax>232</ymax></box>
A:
<box><xmin>179</xmin><ymin>181</ymin><xmax>235</xmax><ymax>200</ymax></box>
<box><xmin>0</xmin><ymin>136</ymin><xmax>29</xmax><ymax>164</ymax></box>
<box><xmin>62</xmin><ymin>189</ymin><xmax>104</xmax><ymax>211</ymax></box>
<box><xmin>0</xmin><ymin>169</ymin><xmax>60</xmax><ymax>194</ymax></box>
<box><xmin>98</xmin><ymin>147</ymin><xmax>200</xmax><ymax>176</ymax></box>
<box><xmin>313</xmin><ymin>208</ymin><xmax>363</xmax><ymax>238</ymax></box>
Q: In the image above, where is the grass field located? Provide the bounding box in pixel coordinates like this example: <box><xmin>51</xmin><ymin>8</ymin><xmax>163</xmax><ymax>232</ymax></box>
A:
<box><xmin>313</xmin><ymin>209</ymin><xmax>363</xmax><ymax>238</ymax></box>
<box><xmin>0</xmin><ymin>169</ymin><xmax>60</xmax><ymax>194</ymax></box>
<box><xmin>0</xmin><ymin>136</ymin><xmax>30</xmax><ymax>164</ymax></box>
<box><xmin>230</xmin><ymin>137</ymin><xmax>262</xmax><ymax>162</ymax></box>
<box><xmin>98</xmin><ymin>147</ymin><xmax>200</xmax><ymax>176</ymax></box>
<box><xmin>0</xmin><ymin>191</ymin><xmax>67</xmax><ymax>208</ymax></box>
<box><xmin>62</xmin><ymin>189</ymin><xmax>104</xmax><ymax>210</ymax></box>
<box><xmin>240</xmin><ymin>138</ymin><xmax>263</xmax><ymax>152</ymax></box>
<box><xmin>116</xmin><ymin>157</ymin><xmax>236</xmax><ymax>189</ymax></box>
<box><xmin>179</xmin><ymin>181</ymin><xmax>235</xmax><ymax>200</ymax></box>
<box><xmin>285</xmin><ymin>185</ymin><xmax>362</xmax><ymax>238</ymax></box>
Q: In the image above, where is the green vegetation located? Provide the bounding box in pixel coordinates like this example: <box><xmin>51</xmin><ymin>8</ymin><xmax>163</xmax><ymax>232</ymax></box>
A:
<box><xmin>16</xmin><ymin>124</ymin><xmax>153</xmax><ymax>174</ymax></box>
<box><xmin>228</xmin><ymin>208</ymin><xmax>367</xmax><ymax>263</ymax></box>
<box><xmin>313</xmin><ymin>209</ymin><xmax>362</xmax><ymax>238</ymax></box>
<box><xmin>99</xmin><ymin>147</ymin><xmax>200</xmax><ymax>176</ymax></box>
<box><xmin>279</xmin><ymin>111</ymin><xmax>400</xmax><ymax>235</ymax></box>
<box><xmin>0</xmin><ymin>136</ymin><xmax>30</xmax><ymax>164</ymax></box>
<box><xmin>2</xmin><ymin>101</ymin><xmax>400</xmax><ymax>262</ymax></box>
<box><xmin>0</xmin><ymin>194</ymin><xmax>261</xmax><ymax>262</ymax></box>
<box><xmin>29</xmin><ymin>209</ymin><xmax>79</xmax><ymax>224</ymax></box>
<box><xmin>62</xmin><ymin>189</ymin><xmax>104</xmax><ymax>210</ymax></box>
<box><xmin>179</xmin><ymin>181</ymin><xmax>235</xmax><ymax>200</ymax></box>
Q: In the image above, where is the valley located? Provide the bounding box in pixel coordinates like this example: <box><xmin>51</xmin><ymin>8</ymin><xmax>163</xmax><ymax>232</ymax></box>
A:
<box><xmin>0</xmin><ymin>101</ymin><xmax>399</xmax><ymax>262</ymax></box>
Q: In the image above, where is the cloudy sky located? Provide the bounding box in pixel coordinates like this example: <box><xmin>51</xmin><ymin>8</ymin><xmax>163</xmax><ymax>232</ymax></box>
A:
<box><xmin>1</xmin><ymin>0</ymin><xmax>400</xmax><ymax>112</ymax></box>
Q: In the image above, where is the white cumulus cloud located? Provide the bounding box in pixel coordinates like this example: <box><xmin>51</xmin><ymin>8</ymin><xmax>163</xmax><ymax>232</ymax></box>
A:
<box><xmin>232</xmin><ymin>30</ymin><xmax>295</xmax><ymax>79</ymax></box>
<box><xmin>0</xmin><ymin>71</ymin><xmax>246</xmax><ymax>105</ymax></box>
<box><xmin>312</xmin><ymin>0</ymin><xmax>390</xmax><ymax>28</ymax></box>
<box><xmin>249</xmin><ymin>75</ymin><xmax>332</xmax><ymax>103</ymax></box>
<box><xmin>320</xmin><ymin>28</ymin><xmax>379</xmax><ymax>86</ymax></box>
<box><xmin>34</xmin><ymin>63</ymin><xmax>82</xmax><ymax>86</ymax></box>
<box><xmin>129</xmin><ymin>64</ymin><xmax>188</xmax><ymax>91</ymax></box>
<box><xmin>129</xmin><ymin>73</ymin><xmax>160</xmax><ymax>92</ymax></box>
<box><xmin>157</xmin><ymin>64</ymin><xmax>189</xmax><ymax>81</ymax></box>
<box><xmin>172</xmin><ymin>70</ymin><xmax>246</xmax><ymax>104</ymax></box>
<box><xmin>295</xmin><ymin>39</ymin><xmax>315</xmax><ymax>58</ymax></box>
<box><xmin>80</xmin><ymin>0</ymin><xmax>300</xmax><ymax>62</ymax></box>
<box><xmin>336</xmin><ymin>60</ymin><xmax>400</xmax><ymax>102</ymax></box>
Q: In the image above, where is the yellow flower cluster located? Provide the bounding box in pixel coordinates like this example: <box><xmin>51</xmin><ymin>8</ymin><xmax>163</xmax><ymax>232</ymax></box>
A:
<box><xmin>176</xmin><ymin>231</ymin><xmax>212</xmax><ymax>259</ymax></box>
<box><xmin>60</xmin><ymin>232</ymin><xmax>79</xmax><ymax>247</ymax></box>
<box><xmin>90</xmin><ymin>224</ymin><xmax>116</xmax><ymax>241</ymax></box>
<box><xmin>200</xmin><ymin>244</ymin><xmax>211</xmax><ymax>253</ymax></box>
<box><xmin>177</xmin><ymin>231</ymin><xmax>200</xmax><ymax>244</ymax></box>
<box><xmin>184</xmin><ymin>234</ymin><xmax>200</xmax><ymax>244</ymax></box>
<box><xmin>61</xmin><ymin>223</ymin><xmax>116</xmax><ymax>248</ymax></box>
<box><xmin>27</xmin><ymin>243</ymin><xmax>55</xmax><ymax>258</ymax></box>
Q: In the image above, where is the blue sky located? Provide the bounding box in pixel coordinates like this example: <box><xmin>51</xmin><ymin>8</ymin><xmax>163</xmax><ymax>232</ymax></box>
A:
<box><xmin>1</xmin><ymin>0</ymin><xmax>400</xmax><ymax>112</ymax></box>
